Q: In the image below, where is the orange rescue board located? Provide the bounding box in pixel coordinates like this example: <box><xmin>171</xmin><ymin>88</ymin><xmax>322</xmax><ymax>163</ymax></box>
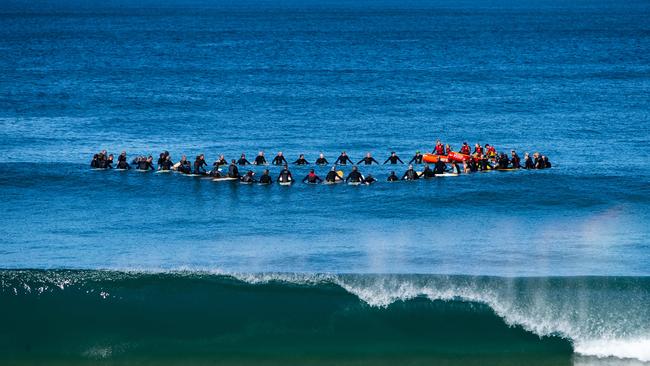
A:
<box><xmin>447</xmin><ymin>151</ymin><xmax>472</xmax><ymax>162</ymax></box>
<box><xmin>422</xmin><ymin>154</ymin><xmax>448</xmax><ymax>163</ymax></box>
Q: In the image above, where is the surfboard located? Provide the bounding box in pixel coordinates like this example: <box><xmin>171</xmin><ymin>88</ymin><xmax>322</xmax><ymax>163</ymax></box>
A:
<box><xmin>115</xmin><ymin>168</ymin><xmax>128</xmax><ymax>171</ymax></box>
<box><xmin>91</xmin><ymin>168</ymin><xmax>108</xmax><ymax>170</ymax></box>
<box><xmin>336</xmin><ymin>170</ymin><xmax>344</xmax><ymax>178</ymax></box>
<box><xmin>437</xmin><ymin>173</ymin><xmax>459</xmax><ymax>177</ymax></box>
<box><xmin>279</xmin><ymin>181</ymin><xmax>293</xmax><ymax>186</ymax></box>
<box><xmin>496</xmin><ymin>168</ymin><xmax>519</xmax><ymax>171</ymax></box>
<box><xmin>348</xmin><ymin>181</ymin><xmax>362</xmax><ymax>186</ymax></box>
<box><xmin>212</xmin><ymin>177</ymin><xmax>238</xmax><ymax>182</ymax></box>
<box><xmin>155</xmin><ymin>170</ymin><xmax>172</xmax><ymax>174</ymax></box>
<box><xmin>324</xmin><ymin>180</ymin><xmax>343</xmax><ymax>185</ymax></box>
<box><xmin>135</xmin><ymin>169</ymin><xmax>153</xmax><ymax>172</ymax></box>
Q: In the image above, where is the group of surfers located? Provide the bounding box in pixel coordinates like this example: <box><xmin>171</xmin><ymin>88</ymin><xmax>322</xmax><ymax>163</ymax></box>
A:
<box><xmin>90</xmin><ymin>142</ymin><xmax>552</xmax><ymax>184</ymax></box>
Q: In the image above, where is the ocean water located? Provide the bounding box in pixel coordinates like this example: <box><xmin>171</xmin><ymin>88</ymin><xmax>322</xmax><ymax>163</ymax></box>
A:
<box><xmin>1</xmin><ymin>0</ymin><xmax>649</xmax><ymax>365</ymax></box>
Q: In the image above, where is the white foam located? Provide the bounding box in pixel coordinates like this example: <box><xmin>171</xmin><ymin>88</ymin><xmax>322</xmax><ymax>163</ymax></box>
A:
<box><xmin>575</xmin><ymin>338</ymin><xmax>650</xmax><ymax>362</ymax></box>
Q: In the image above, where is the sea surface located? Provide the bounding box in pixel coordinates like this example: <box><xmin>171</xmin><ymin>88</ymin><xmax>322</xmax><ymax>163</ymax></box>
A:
<box><xmin>1</xmin><ymin>0</ymin><xmax>649</xmax><ymax>365</ymax></box>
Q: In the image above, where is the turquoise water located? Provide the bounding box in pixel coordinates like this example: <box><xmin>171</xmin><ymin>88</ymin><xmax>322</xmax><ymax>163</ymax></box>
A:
<box><xmin>1</xmin><ymin>0</ymin><xmax>649</xmax><ymax>364</ymax></box>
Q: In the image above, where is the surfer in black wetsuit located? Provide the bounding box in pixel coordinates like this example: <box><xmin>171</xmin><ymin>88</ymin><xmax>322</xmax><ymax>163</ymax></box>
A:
<box><xmin>159</xmin><ymin>155</ymin><xmax>173</xmax><ymax>171</ymax></box>
<box><xmin>136</xmin><ymin>156</ymin><xmax>155</xmax><ymax>171</ymax></box>
<box><xmin>325</xmin><ymin>167</ymin><xmax>343</xmax><ymax>183</ymax></box>
<box><xmin>116</xmin><ymin>154</ymin><xmax>131</xmax><ymax>169</ymax></box>
<box><xmin>237</xmin><ymin>153</ymin><xmax>251</xmax><ymax>166</ymax></box>
<box><xmin>384</xmin><ymin>152</ymin><xmax>404</xmax><ymax>164</ymax></box>
<box><xmin>90</xmin><ymin>154</ymin><xmax>99</xmax><ymax>168</ymax></box>
<box><xmin>240</xmin><ymin>170</ymin><xmax>256</xmax><ymax>183</ymax></box>
<box><xmin>157</xmin><ymin>153</ymin><xmax>166</xmax><ymax>169</ymax></box>
<box><xmin>315</xmin><ymin>153</ymin><xmax>329</xmax><ymax>165</ymax></box>
<box><xmin>194</xmin><ymin>154</ymin><xmax>208</xmax><ymax>175</ymax></box>
<box><xmin>408</xmin><ymin>151</ymin><xmax>423</xmax><ymax>164</ymax></box>
<box><xmin>214</xmin><ymin>155</ymin><xmax>227</xmax><ymax>169</ymax></box>
<box><xmin>497</xmin><ymin>153</ymin><xmax>510</xmax><ymax>169</ymax></box>
<box><xmin>524</xmin><ymin>153</ymin><xmax>534</xmax><ymax>169</ymax></box>
<box><xmin>433</xmin><ymin>160</ymin><xmax>447</xmax><ymax>175</ymax></box>
<box><xmin>302</xmin><ymin>169</ymin><xmax>322</xmax><ymax>184</ymax></box>
<box><xmin>357</xmin><ymin>153</ymin><xmax>379</xmax><ymax>165</ymax></box>
<box><xmin>277</xmin><ymin>165</ymin><xmax>293</xmax><ymax>183</ymax></box>
<box><xmin>402</xmin><ymin>164</ymin><xmax>419</xmax><ymax>180</ymax></box>
<box><xmin>105</xmin><ymin>154</ymin><xmax>114</xmax><ymax>169</ymax></box>
<box><xmin>387</xmin><ymin>171</ymin><xmax>399</xmax><ymax>182</ymax></box>
<box><xmin>334</xmin><ymin>151</ymin><xmax>353</xmax><ymax>165</ymax></box>
<box><xmin>254</xmin><ymin>151</ymin><xmax>267</xmax><ymax>165</ymax></box>
<box><xmin>293</xmin><ymin>154</ymin><xmax>309</xmax><ymax>165</ymax></box>
<box><xmin>465</xmin><ymin>158</ymin><xmax>478</xmax><ymax>173</ymax></box>
<box><xmin>227</xmin><ymin>160</ymin><xmax>240</xmax><ymax>178</ymax></box>
<box><xmin>177</xmin><ymin>155</ymin><xmax>191</xmax><ymax>174</ymax></box>
<box><xmin>543</xmin><ymin>156</ymin><xmax>551</xmax><ymax>168</ymax></box>
<box><xmin>363</xmin><ymin>174</ymin><xmax>377</xmax><ymax>185</ymax></box>
<box><xmin>345</xmin><ymin>166</ymin><xmax>364</xmax><ymax>183</ymax></box>
<box><xmin>272</xmin><ymin>152</ymin><xmax>288</xmax><ymax>166</ymax></box>
<box><xmin>259</xmin><ymin>169</ymin><xmax>273</xmax><ymax>184</ymax></box>
<box><xmin>419</xmin><ymin>164</ymin><xmax>435</xmax><ymax>178</ymax></box>
<box><xmin>510</xmin><ymin>151</ymin><xmax>521</xmax><ymax>168</ymax></box>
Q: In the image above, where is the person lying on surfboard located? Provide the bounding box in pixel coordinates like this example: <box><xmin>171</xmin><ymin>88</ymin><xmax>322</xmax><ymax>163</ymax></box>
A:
<box><xmin>383</xmin><ymin>152</ymin><xmax>404</xmax><ymax>164</ymax></box>
<box><xmin>325</xmin><ymin>166</ymin><xmax>343</xmax><ymax>183</ymax></box>
<box><xmin>387</xmin><ymin>171</ymin><xmax>399</xmax><ymax>182</ymax></box>
<box><xmin>419</xmin><ymin>164</ymin><xmax>435</xmax><ymax>178</ymax></box>
<box><xmin>302</xmin><ymin>169</ymin><xmax>322</xmax><ymax>184</ymax></box>
<box><xmin>363</xmin><ymin>174</ymin><xmax>376</xmax><ymax>184</ymax></box>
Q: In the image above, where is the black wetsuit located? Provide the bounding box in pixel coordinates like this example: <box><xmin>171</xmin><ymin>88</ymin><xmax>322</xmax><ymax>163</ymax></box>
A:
<box><xmin>228</xmin><ymin>164</ymin><xmax>240</xmax><ymax>178</ymax></box>
<box><xmin>136</xmin><ymin>160</ymin><xmax>155</xmax><ymax>171</ymax></box>
<box><xmin>402</xmin><ymin>169</ymin><xmax>419</xmax><ymax>180</ymax></box>
<box><xmin>160</xmin><ymin>159</ymin><xmax>173</xmax><ymax>171</ymax></box>
<box><xmin>346</xmin><ymin>171</ymin><xmax>363</xmax><ymax>183</ymax></box>
<box><xmin>178</xmin><ymin>161</ymin><xmax>191</xmax><ymax>174</ymax></box>
<box><xmin>302</xmin><ymin>173</ymin><xmax>322</xmax><ymax>184</ymax></box>
<box><xmin>468</xmin><ymin>160</ymin><xmax>478</xmax><ymax>172</ymax></box>
<box><xmin>433</xmin><ymin>161</ymin><xmax>446</xmax><ymax>175</ymax></box>
<box><xmin>214</xmin><ymin>159</ymin><xmax>227</xmax><ymax>168</ymax></box>
<box><xmin>97</xmin><ymin>157</ymin><xmax>108</xmax><ymax>169</ymax></box>
<box><xmin>315</xmin><ymin>157</ymin><xmax>329</xmax><ymax>165</ymax></box>
<box><xmin>384</xmin><ymin>155</ymin><xmax>404</xmax><ymax>164</ymax></box>
<box><xmin>254</xmin><ymin>156</ymin><xmax>267</xmax><ymax>165</ymax></box>
<box><xmin>511</xmin><ymin>156</ymin><xmax>521</xmax><ymax>168</ymax></box>
<box><xmin>240</xmin><ymin>174</ymin><xmax>256</xmax><ymax>183</ymax></box>
<box><xmin>294</xmin><ymin>158</ymin><xmax>309</xmax><ymax>165</ymax></box>
<box><xmin>420</xmin><ymin>167</ymin><xmax>434</xmax><ymax>178</ymax></box>
<box><xmin>544</xmin><ymin>159</ymin><xmax>552</xmax><ymax>168</ymax></box>
<box><xmin>357</xmin><ymin>157</ymin><xmax>379</xmax><ymax>165</ymax></box>
<box><xmin>364</xmin><ymin>176</ymin><xmax>377</xmax><ymax>184</ymax></box>
<box><xmin>524</xmin><ymin>157</ymin><xmax>534</xmax><ymax>169</ymax></box>
<box><xmin>210</xmin><ymin>169</ymin><xmax>221</xmax><ymax>178</ymax></box>
<box><xmin>277</xmin><ymin>169</ymin><xmax>293</xmax><ymax>183</ymax></box>
<box><xmin>259</xmin><ymin>174</ymin><xmax>273</xmax><ymax>184</ymax></box>
<box><xmin>116</xmin><ymin>160</ymin><xmax>131</xmax><ymax>169</ymax></box>
<box><xmin>387</xmin><ymin>173</ymin><xmax>399</xmax><ymax>182</ymax></box>
<box><xmin>272</xmin><ymin>155</ymin><xmax>288</xmax><ymax>165</ymax></box>
<box><xmin>237</xmin><ymin>158</ymin><xmax>251</xmax><ymax>166</ymax></box>
<box><xmin>194</xmin><ymin>160</ymin><xmax>207</xmax><ymax>174</ymax></box>
<box><xmin>325</xmin><ymin>171</ymin><xmax>341</xmax><ymax>182</ymax></box>
<box><xmin>408</xmin><ymin>154</ymin><xmax>423</xmax><ymax>164</ymax></box>
<box><xmin>497</xmin><ymin>155</ymin><xmax>510</xmax><ymax>169</ymax></box>
<box><xmin>478</xmin><ymin>158</ymin><xmax>490</xmax><ymax>171</ymax></box>
<box><xmin>334</xmin><ymin>155</ymin><xmax>353</xmax><ymax>165</ymax></box>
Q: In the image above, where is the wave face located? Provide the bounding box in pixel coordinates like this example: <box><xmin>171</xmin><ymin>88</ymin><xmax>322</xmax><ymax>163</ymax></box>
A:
<box><xmin>1</xmin><ymin>270</ymin><xmax>649</xmax><ymax>365</ymax></box>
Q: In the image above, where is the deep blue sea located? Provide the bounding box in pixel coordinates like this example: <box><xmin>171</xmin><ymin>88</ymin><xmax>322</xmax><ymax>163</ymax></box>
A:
<box><xmin>0</xmin><ymin>0</ymin><xmax>649</xmax><ymax>364</ymax></box>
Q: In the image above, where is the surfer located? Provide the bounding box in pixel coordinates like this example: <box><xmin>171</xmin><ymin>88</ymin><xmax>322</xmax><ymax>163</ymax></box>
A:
<box><xmin>449</xmin><ymin>161</ymin><xmax>461</xmax><ymax>174</ymax></box>
<box><xmin>524</xmin><ymin>153</ymin><xmax>534</xmax><ymax>169</ymax></box>
<box><xmin>237</xmin><ymin>153</ymin><xmax>251</xmax><ymax>166</ymax></box>
<box><xmin>293</xmin><ymin>154</ymin><xmax>310</xmax><ymax>165</ymax></box>
<box><xmin>272</xmin><ymin>152</ymin><xmax>288</xmax><ymax>166</ymax></box>
<box><xmin>334</xmin><ymin>151</ymin><xmax>353</xmax><ymax>165</ymax></box>
<box><xmin>357</xmin><ymin>153</ymin><xmax>379</xmax><ymax>165</ymax></box>
<box><xmin>419</xmin><ymin>164</ymin><xmax>435</xmax><ymax>178</ymax></box>
<box><xmin>383</xmin><ymin>152</ymin><xmax>404</xmax><ymax>164</ymax></box>
<box><xmin>277</xmin><ymin>165</ymin><xmax>293</xmax><ymax>183</ymax></box>
<box><xmin>136</xmin><ymin>156</ymin><xmax>155</xmax><ymax>171</ymax></box>
<box><xmin>315</xmin><ymin>153</ymin><xmax>329</xmax><ymax>165</ymax></box>
<box><xmin>177</xmin><ymin>155</ymin><xmax>191</xmax><ymax>174</ymax></box>
<box><xmin>193</xmin><ymin>154</ymin><xmax>208</xmax><ymax>175</ymax></box>
<box><xmin>433</xmin><ymin>160</ymin><xmax>447</xmax><ymax>175</ymax></box>
<box><xmin>510</xmin><ymin>151</ymin><xmax>521</xmax><ymax>168</ymax></box>
<box><xmin>159</xmin><ymin>155</ymin><xmax>174</xmax><ymax>171</ymax></box>
<box><xmin>254</xmin><ymin>151</ymin><xmax>267</xmax><ymax>165</ymax></box>
<box><xmin>213</xmin><ymin>154</ymin><xmax>227</xmax><ymax>168</ymax></box>
<box><xmin>497</xmin><ymin>153</ymin><xmax>510</xmax><ymax>169</ymax></box>
<box><xmin>259</xmin><ymin>169</ymin><xmax>273</xmax><ymax>184</ymax></box>
<box><xmin>325</xmin><ymin>167</ymin><xmax>343</xmax><ymax>183</ymax></box>
<box><xmin>363</xmin><ymin>174</ymin><xmax>377</xmax><ymax>184</ymax></box>
<box><xmin>345</xmin><ymin>166</ymin><xmax>364</xmax><ymax>183</ymax></box>
<box><xmin>408</xmin><ymin>151</ymin><xmax>423</xmax><ymax>164</ymax></box>
<box><xmin>402</xmin><ymin>164</ymin><xmax>419</xmax><ymax>180</ymax></box>
<box><xmin>387</xmin><ymin>171</ymin><xmax>399</xmax><ymax>182</ymax></box>
<box><xmin>227</xmin><ymin>160</ymin><xmax>240</xmax><ymax>178</ymax></box>
<box><xmin>116</xmin><ymin>153</ymin><xmax>131</xmax><ymax>169</ymax></box>
<box><xmin>240</xmin><ymin>171</ymin><xmax>256</xmax><ymax>183</ymax></box>
<box><xmin>302</xmin><ymin>169</ymin><xmax>322</xmax><ymax>184</ymax></box>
